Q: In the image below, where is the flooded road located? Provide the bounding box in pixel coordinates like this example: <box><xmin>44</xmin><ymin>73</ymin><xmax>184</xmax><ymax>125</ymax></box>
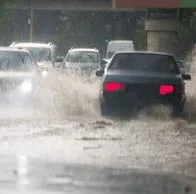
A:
<box><xmin>0</xmin><ymin>154</ymin><xmax>195</xmax><ymax>194</ymax></box>
<box><xmin>0</xmin><ymin>70</ymin><xmax>195</xmax><ymax>182</ymax></box>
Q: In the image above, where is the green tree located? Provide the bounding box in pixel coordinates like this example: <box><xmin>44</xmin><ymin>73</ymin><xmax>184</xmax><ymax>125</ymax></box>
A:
<box><xmin>0</xmin><ymin>0</ymin><xmax>18</xmax><ymax>44</ymax></box>
<box><xmin>0</xmin><ymin>0</ymin><xmax>18</xmax><ymax>16</ymax></box>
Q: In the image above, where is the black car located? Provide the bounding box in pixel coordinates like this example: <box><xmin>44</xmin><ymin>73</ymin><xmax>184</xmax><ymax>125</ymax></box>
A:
<box><xmin>96</xmin><ymin>51</ymin><xmax>191</xmax><ymax>117</ymax></box>
<box><xmin>0</xmin><ymin>47</ymin><xmax>43</xmax><ymax>104</ymax></box>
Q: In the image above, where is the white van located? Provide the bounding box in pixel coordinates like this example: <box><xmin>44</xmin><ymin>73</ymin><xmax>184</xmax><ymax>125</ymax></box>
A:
<box><xmin>106</xmin><ymin>40</ymin><xmax>135</xmax><ymax>59</ymax></box>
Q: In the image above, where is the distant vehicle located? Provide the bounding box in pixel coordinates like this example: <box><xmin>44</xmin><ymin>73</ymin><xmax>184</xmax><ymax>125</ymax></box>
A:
<box><xmin>100</xmin><ymin>58</ymin><xmax>111</xmax><ymax>69</ymax></box>
<box><xmin>63</xmin><ymin>48</ymin><xmax>101</xmax><ymax>76</ymax></box>
<box><xmin>106</xmin><ymin>40</ymin><xmax>135</xmax><ymax>59</ymax></box>
<box><xmin>9</xmin><ymin>42</ymin><xmax>63</xmax><ymax>70</ymax></box>
<box><xmin>96</xmin><ymin>51</ymin><xmax>191</xmax><ymax>117</ymax></box>
<box><xmin>0</xmin><ymin>47</ymin><xmax>43</xmax><ymax>104</ymax></box>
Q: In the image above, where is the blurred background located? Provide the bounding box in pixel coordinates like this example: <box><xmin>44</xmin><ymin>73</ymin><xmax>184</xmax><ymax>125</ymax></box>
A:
<box><xmin>1</xmin><ymin>0</ymin><xmax>196</xmax><ymax>60</ymax></box>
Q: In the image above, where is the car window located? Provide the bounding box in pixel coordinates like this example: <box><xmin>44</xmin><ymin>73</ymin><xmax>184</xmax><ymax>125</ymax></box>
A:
<box><xmin>0</xmin><ymin>51</ymin><xmax>35</xmax><ymax>71</ymax></box>
<box><xmin>67</xmin><ymin>51</ymin><xmax>99</xmax><ymax>63</ymax></box>
<box><xmin>109</xmin><ymin>53</ymin><xmax>180</xmax><ymax>74</ymax></box>
<box><xmin>18</xmin><ymin>47</ymin><xmax>52</xmax><ymax>62</ymax></box>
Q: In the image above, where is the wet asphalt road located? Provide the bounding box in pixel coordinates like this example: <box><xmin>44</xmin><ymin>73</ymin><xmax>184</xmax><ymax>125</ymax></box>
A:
<box><xmin>0</xmin><ymin>71</ymin><xmax>195</xmax><ymax>193</ymax></box>
<box><xmin>0</xmin><ymin>116</ymin><xmax>195</xmax><ymax>194</ymax></box>
<box><xmin>0</xmin><ymin>155</ymin><xmax>195</xmax><ymax>194</ymax></box>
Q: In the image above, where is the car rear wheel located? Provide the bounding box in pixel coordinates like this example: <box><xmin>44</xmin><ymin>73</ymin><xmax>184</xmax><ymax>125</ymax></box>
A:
<box><xmin>100</xmin><ymin>101</ymin><xmax>137</xmax><ymax>118</ymax></box>
<box><xmin>172</xmin><ymin>101</ymin><xmax>185</xmax><ymax>118</ymax></box>
<box><xmin>100</xmin><ymin>101</ymin><xmax>113</xmax><ymax>116</ymax></box>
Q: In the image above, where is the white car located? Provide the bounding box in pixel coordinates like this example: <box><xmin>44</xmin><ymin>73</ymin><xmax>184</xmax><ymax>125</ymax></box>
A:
<box><xmin>106</xmin><ymin>40</ymin><xmax>135</xmax><ymax>59</ymax></box>
<box><xmin>62</xmin><ymin>48</ymin><xmax>101</xmax><ymax>81</ymax></box>
<box><xmin>63</xmin><ymin>48</ymin><xmax>101</xmax><ymax>74</ymax></box>
<box><xmin>10</xmin><ymin>42</ymin><xmax>62</xmax><ymax>70</ymax></box>
<box><xmin>0</xmin><ymin>47</ymin><xmax>43</xmax><ymax>105</ymax></box>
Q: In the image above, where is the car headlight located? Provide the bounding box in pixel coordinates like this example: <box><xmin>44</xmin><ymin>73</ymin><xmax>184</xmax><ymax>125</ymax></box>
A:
<box><xmin>20</xmin><ymin>80</ymin><xmax>32</xmax><ymax>93</ymax></box>
<box><xmin>42</xmin><ymin>70</ymin><xmax>48</xmax><ymax>78</ymax></box>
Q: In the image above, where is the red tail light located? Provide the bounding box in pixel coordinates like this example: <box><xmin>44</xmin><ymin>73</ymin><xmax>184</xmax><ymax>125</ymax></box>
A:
<box><xmin>103</xmin><ymin>82</ymin><xmax>125</xmax><ymax>92</ymax></box>
<box><xmin>159</xmin><ymin>85</ymin><xmax>174</xmax><ymax>95</ymax></box>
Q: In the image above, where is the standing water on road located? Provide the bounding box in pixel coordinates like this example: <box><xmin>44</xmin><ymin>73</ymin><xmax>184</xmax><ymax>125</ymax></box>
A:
<box><xmin>0</xmin><ymin>69</ymin><xmax>195</xmax><ymax>177</ymax></box>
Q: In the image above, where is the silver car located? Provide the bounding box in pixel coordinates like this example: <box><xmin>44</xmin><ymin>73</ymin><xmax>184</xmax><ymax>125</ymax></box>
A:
<box><xmin>63</xmin><ymin>48</ymin><xmax>101</xmax><ymax>75</ymax></box>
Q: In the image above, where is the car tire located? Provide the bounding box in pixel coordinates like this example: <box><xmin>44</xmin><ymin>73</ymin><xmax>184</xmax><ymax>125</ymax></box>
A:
<box><xmin>172</xmin><ymin>102</ymin><xmax>185</xmax><ymax>118</ymax></box>
<box><xmin>100</xmin><ymin>101</ymin><xmax>131</xmax><ymax>118</ymax></box>
<box><xmin>100</xmin><ymin>101</ymin><xmax>111</xmax><ymax>116</ymax></box>
<box><xmin>100</xmin><ymin>100</ymin><xmax>121</xmax><ymax>116</ymax></box>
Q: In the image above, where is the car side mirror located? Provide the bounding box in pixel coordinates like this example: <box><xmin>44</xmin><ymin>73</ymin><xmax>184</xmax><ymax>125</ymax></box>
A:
<box><xmin>182</xmin><ymin>74</ymin><xmax>191</xmax><ymax>80</ymax></box>
<box><xmin>100</xmin><ymin>59</ymin><xmax>107</xmax><ymax>69</ymax></box>
<box><xmin>96</xmin><ymin>69</ymin><xmax>104</xmax><ymax>77</ymax></box>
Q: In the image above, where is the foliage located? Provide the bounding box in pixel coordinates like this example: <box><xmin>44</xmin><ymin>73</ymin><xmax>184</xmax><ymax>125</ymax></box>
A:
<box><xmin>49</xmin><ymin>10</ymin><xmax>144</xmax><ymax>56</ymax></box>
<box><xmin>0</xmin><ymin>0</ymin><xmax>18</xmax><ymax>16</ymax></box>
<box><xmin>0</xmin><ymin>0</ymin><xmax>18</xmax><ymax>44</ymax></box>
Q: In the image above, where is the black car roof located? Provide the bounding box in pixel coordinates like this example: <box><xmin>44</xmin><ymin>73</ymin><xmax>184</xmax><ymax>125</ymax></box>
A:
<box><xmin>114</xmin><ymin>51</ymin><xmax>174</xmax><ymax>57</ymax></box>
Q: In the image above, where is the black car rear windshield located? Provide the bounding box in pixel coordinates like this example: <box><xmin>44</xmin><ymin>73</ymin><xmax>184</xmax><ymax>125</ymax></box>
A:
<box><xmin>109</xmin><ymin>53</ymin><xmax>180</xmax><ymax>74</ymax></box>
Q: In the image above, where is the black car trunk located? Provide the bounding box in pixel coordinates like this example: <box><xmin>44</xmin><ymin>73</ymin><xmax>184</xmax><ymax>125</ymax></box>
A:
<box><xmin>126</xmin><ymin>83</ymin><xmax>160</xmax><ymax>101</ymax></box>
<box><xmin>103</xmin><ymin>70</ymin><xmax>184</xmax><ymax>105</ymax></box>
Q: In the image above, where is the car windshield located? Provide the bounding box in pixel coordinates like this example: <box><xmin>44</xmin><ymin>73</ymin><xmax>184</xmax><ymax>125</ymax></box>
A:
<box><xmin>0</xmin><ymin>51</ymin><xmax>35</xmax><ymax>71</ymax></box>
<box><xmin>109</xmin><ymin>53</ymin><xmax>180</xmax><ymax>74</ymax></box>
<box><xmin>21</xmin><ymin>47</ymin><xmax>52</xmax><ymax>62</ymax></box>
<box><xmin>67</xmin><ymin>51</ymin><xmax>99</xmax><ymax>64</ymax></box>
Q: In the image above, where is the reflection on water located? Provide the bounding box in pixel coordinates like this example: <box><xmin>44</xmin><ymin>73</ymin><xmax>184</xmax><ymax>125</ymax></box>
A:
<box><xmin>0</xmin><ymin>155</ymin><xmax>192</xmax><ymax>194</ymax></box>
